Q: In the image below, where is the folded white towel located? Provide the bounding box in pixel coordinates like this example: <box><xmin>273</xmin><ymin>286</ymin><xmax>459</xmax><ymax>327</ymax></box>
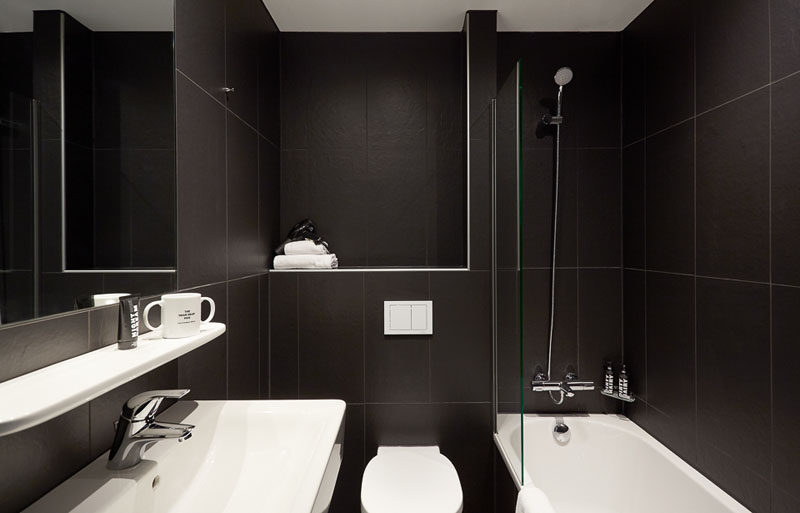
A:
<box><xmin>284</xmin><ymin>239</ymin><xmax>329</xmax><ymax>255</ymax></box>
<box><xmin>274</xmin><ymin>254</ymin><xmax>338</xmax><ymax>269</ymax></box>
<box><xmin>515</xmin><ymin>485</ymin><xmax>555</xmax><ymax>513</ymax></box>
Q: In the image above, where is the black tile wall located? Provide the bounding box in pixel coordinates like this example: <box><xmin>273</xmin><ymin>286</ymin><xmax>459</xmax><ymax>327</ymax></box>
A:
<box><xmin>695</xmin><ymin>0</ymin><xmax>770</xmax><ymax>113</ymax></box>
<box><xmin>279</xmin><ymin>32</ymin><xmax>466</xmax><ymax>267</ymax></box>
<box><xmin>645</xmin><ymin>121</ymin><xmax>694</xmax><ymax>274</ymax></box>
<box><xmin>497</xmin><ymin>31</ymin><xmax>623</xmax><ymax>417</ymax></box>
<box><xmin>176</xmin><ymin>72</ymin><xmax>228</xmax><ymax>289</ymax></box>
<box><xmin>770</xmin><ymin>72</ymin><xmax>800</xmax><ymax>286</ymax></box>
<box><xmin>770</xmin><ymin>0</ymin><xmax>800</xmax><ymax>81</ymax></box>
<box><xmin>696</xmin><ymin>88</ymin><xmax>770</xmax><ymax>282</ymax></box>
<box><xmin>228</xmin><ymin>276</ymin><xmax>261</xmax><ymax>399</ymax></box>
<box><xmin>298</xmin><ymin>273</ymin><xmax>364</xmax><ymax>403</ymax></box>
<box><xmin>772</xmin><ymin>286</ymin><xmax>800</xmax><ymax>499</ymax></box>
<box><xmin>622</xmin><ymin>0</ymin><xmax>800</xmax><ymax>510</ymax></box>
<box><xmin>364</xmin><ymin>272</ymin><xmax>430</xmax><ymax>403</ymax></box>
<box><xmin>270</xmin><ymin>269</ymin><xmax>493</xmax><ymax>512</ymax></box>
<box><xmin>0</xmin><ymin>0</ymin><xmax>280</xmax><ymax>509</ymax></box>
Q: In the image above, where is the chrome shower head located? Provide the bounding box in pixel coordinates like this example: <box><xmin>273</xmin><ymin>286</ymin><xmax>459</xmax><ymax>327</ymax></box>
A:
<box><xmin>554</xmin><ymin>67</ymin><xmax>573</xmax><ymax>86</ymax></box>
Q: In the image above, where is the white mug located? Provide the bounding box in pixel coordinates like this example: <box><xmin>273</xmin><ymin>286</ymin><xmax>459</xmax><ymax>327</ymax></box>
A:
<box><xmin>93</xmin><ymin>293</ymin><xmax>130</xmax><ymax>306</ymax></box>
<box><xmin>143</xmin><ymin>292</ymin><xmax>215</xmax><ymax>339</ymax></box>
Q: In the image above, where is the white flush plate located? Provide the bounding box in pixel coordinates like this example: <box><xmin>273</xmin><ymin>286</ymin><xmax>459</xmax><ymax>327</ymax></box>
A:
<box><xmin>384</xmin><ymin>300</ymin><xmax>432</xmax><ymax>335</ymax></box>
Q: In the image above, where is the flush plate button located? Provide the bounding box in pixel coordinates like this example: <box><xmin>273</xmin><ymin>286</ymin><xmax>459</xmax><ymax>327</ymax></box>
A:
<box><xmin>384</xmin><ymin>301</ymin><xmax>432</xmax><ymax>335</ymax></box>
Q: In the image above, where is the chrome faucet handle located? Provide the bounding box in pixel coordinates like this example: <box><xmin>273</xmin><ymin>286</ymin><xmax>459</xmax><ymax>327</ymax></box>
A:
<box><xmin>563</xmin><ymin>373</ymin><xmax>595</xmax><ymax>391</ymax></box>
<box><xmin>122</xmin><ymin>389</ymin><xmax>191</xmax><ymax>422</ymax></box>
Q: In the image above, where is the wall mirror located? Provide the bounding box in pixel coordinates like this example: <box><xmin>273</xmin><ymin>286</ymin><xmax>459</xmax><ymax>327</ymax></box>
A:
<box><xmin>0</xmin><ymin>0</ymin><xmax>176</xmax><ymax>324</ymax></box>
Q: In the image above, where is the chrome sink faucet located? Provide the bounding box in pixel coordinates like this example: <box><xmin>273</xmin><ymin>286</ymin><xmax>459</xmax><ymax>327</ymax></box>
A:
<box><xmin>107</xmin><ymin>389</ymin><xmax>194</xmax><ymax>470</ymax></box>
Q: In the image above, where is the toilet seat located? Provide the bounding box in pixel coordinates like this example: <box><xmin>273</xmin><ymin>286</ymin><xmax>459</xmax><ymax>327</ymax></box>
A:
<box><xmin>361</xmin><ymin>446</ymin><xmax>463</xmax><ymax>513</ymax></box>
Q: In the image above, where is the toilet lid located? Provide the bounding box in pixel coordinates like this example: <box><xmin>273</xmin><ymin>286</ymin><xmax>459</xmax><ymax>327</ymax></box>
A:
<box><xmin>361</xmin><ymin>447</ymin><xmax>463</xmax><ymax>513</ymax></box>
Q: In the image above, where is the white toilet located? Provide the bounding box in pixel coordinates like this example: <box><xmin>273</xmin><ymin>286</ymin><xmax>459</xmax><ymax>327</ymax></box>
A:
<box><xmin>360</xmin><ymin>446</ymin><xmax>463</xmax><ymax>513</ymax></box>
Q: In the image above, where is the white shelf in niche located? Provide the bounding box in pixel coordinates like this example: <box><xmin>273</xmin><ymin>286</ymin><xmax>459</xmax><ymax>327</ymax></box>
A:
<box><xmin>0</xmin><ymin>322</ymin><xmax>226</xmax><ymax>437</ymax></box>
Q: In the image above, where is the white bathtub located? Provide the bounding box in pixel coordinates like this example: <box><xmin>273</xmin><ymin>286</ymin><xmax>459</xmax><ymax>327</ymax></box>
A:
<box><xmin>494</xmin><ymin>413</ymin><xmax>751</xmax><ymax>513</ymax></box>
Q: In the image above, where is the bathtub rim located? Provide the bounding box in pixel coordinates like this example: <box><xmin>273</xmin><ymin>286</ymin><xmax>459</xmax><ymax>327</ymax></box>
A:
<box><xmin>493</xmin><ymin>413</ymin><xmax>752</xmax><ymax>513</ymax></box>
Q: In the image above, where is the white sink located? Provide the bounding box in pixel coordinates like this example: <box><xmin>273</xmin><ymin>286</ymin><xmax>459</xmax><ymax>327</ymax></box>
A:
<box><xmin>26</xmin><ymin>400</ymin><xmax>346</xmax><ymax>513</ymax></box>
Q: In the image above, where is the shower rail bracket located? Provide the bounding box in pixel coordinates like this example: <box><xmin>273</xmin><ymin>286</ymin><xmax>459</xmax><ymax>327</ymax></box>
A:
<box><xmin>600</xmin><ymin>389</ymin><xmax>636</xmax><ymax>403</ymax></box>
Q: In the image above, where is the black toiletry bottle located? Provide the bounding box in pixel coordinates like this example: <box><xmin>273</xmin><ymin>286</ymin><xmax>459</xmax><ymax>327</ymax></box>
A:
<box><xmin>118</xmin><ymin>294</ymin><xmax>140</xmax><ymax>350</ymax></box>
<box><xmin>618</xmin><ymin>364</ymin><xmax>629</xmax><ymax>398</ymax></box>
<box><xmin>604</xmin><ymin>361</ymin><xmax>615</xmax><ymax>394</ymax></box>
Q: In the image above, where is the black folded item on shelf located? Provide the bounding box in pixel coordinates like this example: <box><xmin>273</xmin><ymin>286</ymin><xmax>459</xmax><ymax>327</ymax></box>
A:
<box><xmin>274</xmin><ymin>218</ymin><xmax>330</xmax><ymax>255</ymax></box>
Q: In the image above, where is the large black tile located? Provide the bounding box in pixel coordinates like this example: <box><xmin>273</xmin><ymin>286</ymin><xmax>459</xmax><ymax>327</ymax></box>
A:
<box><xmin>259</xmin><ymin>131</ymin><xmax>281</xmax><ymax>262</ymax></box>
<box><xmin>279</xmin><ymin>35</ymin><xmax>311</xmax><ymax>150</ymax></box>
<box><xmin>646</xmin><ymin>405</ymin><xmax>697</xmax><ymax>466</ymax></box>
<box><xmin>228</xmin><ymin>276</ymin><xmax>260</xmax><ymax>399</ymax></box>
<box><xmin>577</xmin><ymin>269</ymin><xmax>622</xmax><ymax>413</ymax></box>
<box><xmin>522</xmin><ymin>269</ymin><xmax>577</xmax><ymax>384</ymax></box>
<box><xmin>645</xmin><ymin>121</ymin><xmax>694</xmax><ymax>274</ymax></box>
<box><xmin>469</xmin><ymin>108</ymin><xmax>493</xmax><ymax>270</ymax></box>
<box><xmin>227</xmin><ymin>114</ymin><xmax>261</xmax><ymax>279</ymax></box>
<box><xmin>38</xmin><ymin>138</ymin><xmax>63</xmax><ymax>273</ymax></box>
<box><xmin>496</xmin><ymin>270</ymin><xmax>520</xmax><ymax>405</ymax></box>
<box><xmin>307</xmin><ymin>149</ymin><xmax>369</xmax><ymax>267</ymax></box>
<box><xmin>426</xmin><ymin>148</ymin><xmax>467</xmax><ymax>267</ymax></box>
<box><xmin>622</xmin><ymin>15</ymin><xmax>646</xmax><ymax>145</ymax></box>
<box><xmin>298</xmin><ymin>273</ymin><xmax>364</xmax><ymax>403</ymax></box>
<box><xmin>0</xmin><ymin>405</ymin><xmax>90</xmax><ymax>512</ymax></box>
<box><xmin>645</xmin><ymin>272</ymin><xmax>695</xmax><ymax>461</ymax></box>
<box><xmin>225</xmin><ymin>0</ymin><xmax>260</xmax><ymax>127</ymax></box>
<box><xmin>176</xmin><ymin>74</ymin><xmax>226</xmax><ymax>289</ymax></box>
<box><xmin>269</xmin><ymin>272</ymin><xmax>299</xmax><ymax>399</ymax></box>
<box><xmin>0</xmin><ymin>311</ymin><xmax>88</xmax><ymax>382</ymax></box>
<box><xmin>522</xmin><ymin>148</ymin><xmax>577</xmax><ymax>268</ymax></box>
<box><xmin>771</xmin><ymin>0</ymin><xmax>800</xmax><ymax>80</ymax></box>
<box><xmin>773</xmin><ymin>486</ymin><xmax>800</xmax><ymax>513</ymax></box>
<box><xmin>571</xmin><ymin>34</ymin><xmax>621</xmax><ymax>149</ymax></box>
<box><xmin>366</xmin><ymin>35</ymin><xmax>427</xmax><ymax>151</ymax></box>
<box><xmin>306</xmin><ymin>35</ymin><xmax>368</xmax><ymax>151</ymax></box>
<box><xmin>175</xmin><ymin>0</ymin><xmax>225</xmax><ymax>102</ymax></box>
<box><xmin>696</xmin><ymin>90</ymin><xmax>770</xmax><ymax>281</ymax></box>
<box><xmin>771</xmin><ymin>73</ymin><xmax>800</xmax><ymax>286</ymax></box>
<box><xmin>696</xmin><ymin>0</ymin><xmax>770</xmax><ymax>112</ymax></box>
<box><xmin>365</xmin><ymin>403</ymin><xmax>493</xmax><ymax>513</ymax></box>
<box><xmin>696</xmin><ymin>278</ymin><xmax>770</xmax><ymax>476</ymax></box>
<box><xmin>622</xmin><ymin>141</ymin><xmax>645</xmax><ymax>269</ymax></box>
<box><xmin>93</xmin><ymin>149</ymin><xmax>176</xmax><ymax>269</ymax></box>
<box><xmin>467</xmin><ymin>11</ymin><xmax>497</xmax><ymax>128</ymax></box>
<box><xmin>256</xmin><ymin>8</ymin><xmax>280</xmax><ymax>145</ymax></box>
<box><xmin>623</xmin><ymin>270</ymin><xmax>646</xmax><ymax>401</ymax></box>
<box><xmin>642</xmin><ymin>0</ymin><xmax>694</xmax><ymax>134</ymax></box>
<box><xmin>329</xmin><ymin>404</ymin><xmax>364</xmax><ymax>513</ymax></box>
<box><xmin>771</xmin><ymin>286</ymin><xmax>800</xmax><ymax>495</ymax></box>
<box><xmin>426</xmin><ymin>33</ymin><xmax>464</xmax><ymax>152</ymax></box>
<box><xmin>178</xmin><ymin>282</ymin><xmax>228</xmax><ymax>399</ymax></box>
<box><xmin>577</xmin><ymin>149</ymin><xmax>620</xmax><ymax>267</ymax></box>
<box><xmin>364</xmin><ymin>272</ymin><xmax>429</xmax><ymax>403</ymax></box>
<box><xmin>258</xmin><ymin>274</ymin><xmax>270</xmax><ymax>399</ymax></box>
<box><xmin>696</xmin><ymin>443</ymin><xmax>771</xmax><ymax>513</ymax></box>
<box><xmin>430</xmin><ymin>271</ymin><xmax>491</xmax><ymax>402</ymax></box>
<box><xmin>366</xmin><ymin>149</ymin><xmax>428</xmax><ymax>266</ymax></box>
<box><xmin>93</xmin><ymin>32</ymin><xmax>175</xmax><ymax>150</ymax></box>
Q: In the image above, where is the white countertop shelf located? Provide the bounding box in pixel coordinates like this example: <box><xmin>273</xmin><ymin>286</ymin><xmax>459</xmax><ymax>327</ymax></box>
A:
<box><xmin>0</xmin><ymin>322</ymin><xmax>226</xmax><ymax>437</ymax></box>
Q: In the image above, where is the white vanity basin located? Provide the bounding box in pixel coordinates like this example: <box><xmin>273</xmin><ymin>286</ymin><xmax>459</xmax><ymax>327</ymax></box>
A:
<box><xmin>26</xmin><ymin>400</ymin><xmax>346</xmax><ymax>513</ymax></box>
